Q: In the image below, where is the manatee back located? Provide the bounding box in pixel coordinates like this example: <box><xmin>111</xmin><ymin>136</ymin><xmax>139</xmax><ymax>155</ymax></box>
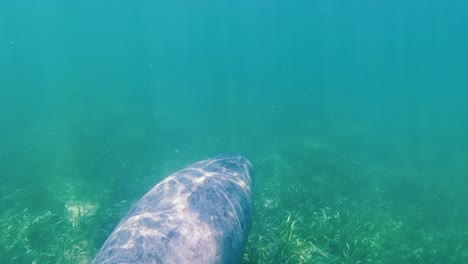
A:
<box><xmin>93</xmin><ymin>154</ymin><xmax>254</xmax><ymax>264</ymax></box>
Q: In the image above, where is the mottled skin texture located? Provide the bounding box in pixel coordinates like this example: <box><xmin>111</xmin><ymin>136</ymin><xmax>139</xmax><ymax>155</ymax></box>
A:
<box><xmin>94</xmin><ymin>154</ymin><xmax>254</xmax><ymax>264</ymax></box>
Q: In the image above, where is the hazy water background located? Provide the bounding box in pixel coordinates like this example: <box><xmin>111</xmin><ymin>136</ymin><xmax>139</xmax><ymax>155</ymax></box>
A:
<box><xmin>1</xmin><ymin>1</ymin><xmax>468</xmax><ymax>263</ymax></box>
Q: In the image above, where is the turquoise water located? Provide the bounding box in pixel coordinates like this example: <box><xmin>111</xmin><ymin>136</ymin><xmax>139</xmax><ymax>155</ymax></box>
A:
<box><xmin>1</xmin><ymin>1</ymin><xmax>468</xmax><ymax>263</ymax></box>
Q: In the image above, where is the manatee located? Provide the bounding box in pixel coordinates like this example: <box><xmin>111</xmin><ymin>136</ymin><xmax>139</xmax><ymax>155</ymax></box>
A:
<box><xmin>93</xmin><ymin>154</ymin><xmax>254</xmax><ymax>264</ymax></box>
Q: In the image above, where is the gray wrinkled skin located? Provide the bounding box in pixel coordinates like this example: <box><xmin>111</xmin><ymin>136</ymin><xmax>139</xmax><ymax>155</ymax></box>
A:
<box><xmin>93</xmin><ymin>154</ymin><xmax>254</xmax><ymax>264</ymax></box>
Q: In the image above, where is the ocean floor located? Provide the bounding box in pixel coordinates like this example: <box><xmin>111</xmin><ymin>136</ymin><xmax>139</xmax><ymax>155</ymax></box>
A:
<box><xmin>1</xmin><ymin>132</ymin><xmax>467</xmax><ymax>263</ymax></box>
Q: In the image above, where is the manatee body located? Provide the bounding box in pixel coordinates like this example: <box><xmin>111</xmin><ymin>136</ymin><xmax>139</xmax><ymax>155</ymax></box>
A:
<box><xmin>93</xmin><ymin>154</ymin><xmax>254</xmax><ymax>264</ymax></box>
